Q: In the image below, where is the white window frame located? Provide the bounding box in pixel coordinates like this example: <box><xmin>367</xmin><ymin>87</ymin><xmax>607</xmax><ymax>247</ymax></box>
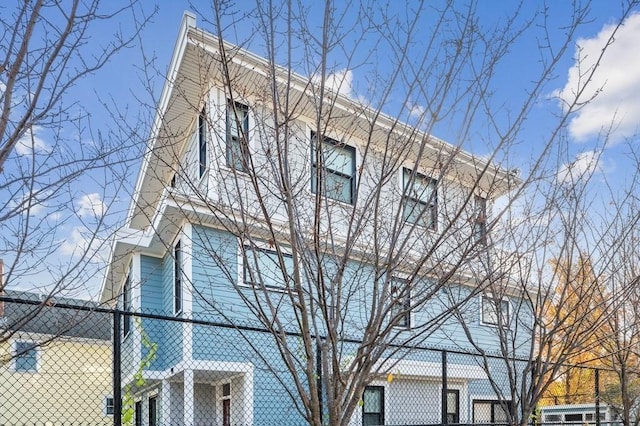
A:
<box><xmin>402</xmin><ymin>167</ymin><xmax>437</xmax><ymax>230</ymax></box>
<box><xmin>480</xmin><ymin>295</ymin><xmax>510</xmax><ymax>327</ymax></box>
<box><xmin>104</xmin><ymin>396</ymin><xmax>115</xmax><ymax>416</ymax></box>
<box><xmin>173</xmin><ymin>239</ymin><xmax>183</xmax><ymax>316</ymax></box>
<box><xmin>310</xmin><ymin>131</ymin><xmax>357</xmax><ymax>205</ymax></box>
<box><xmin>12</xmin><ymin>340</ymin><xmax>39</xmax><ymax>373</ymax></box>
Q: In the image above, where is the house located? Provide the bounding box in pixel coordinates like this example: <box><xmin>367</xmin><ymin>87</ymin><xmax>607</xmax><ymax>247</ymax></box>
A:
<box><xmin>99</xmin><ymin>12</ymin><xmax>529</xmax><ymax>426</ymax></box>
<box><xmin>541</xmin><ymin>404</ymin><xmax>622</xmax><ymax>426</ymax></box>
<box><xmin>0</xmin><ymin>290</ymin><xmax>113</xmax><ymax>425</ymax></box>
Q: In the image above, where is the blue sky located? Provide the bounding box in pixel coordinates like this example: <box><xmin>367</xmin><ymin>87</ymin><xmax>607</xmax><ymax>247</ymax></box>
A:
<box><xmin>4</xmin><ymin>1</ymin><xmax>639</xmax><ymax>299</ymax></box>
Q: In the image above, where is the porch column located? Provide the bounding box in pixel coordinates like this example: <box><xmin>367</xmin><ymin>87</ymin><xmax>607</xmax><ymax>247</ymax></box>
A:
<box><xmin>161</xmin><ymin>379</ymin><xmax>171</xmax><ymax>424</ymax></box>
<box><xmin>184</xmin><ymin>369</ymin><xmax>194</xmax><ymax>425</ymax></box>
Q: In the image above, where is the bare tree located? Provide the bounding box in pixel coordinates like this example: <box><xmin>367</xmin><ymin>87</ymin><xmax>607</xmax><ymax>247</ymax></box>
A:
<box><xmin>121</xmin><ymin>1</ymin><xmax>640</xmax><ymax>425</ymax></box>
<box><xmin>0</xmin><ymin>0</ymin><xmax>154</xmax><ymax>338</ymax></box>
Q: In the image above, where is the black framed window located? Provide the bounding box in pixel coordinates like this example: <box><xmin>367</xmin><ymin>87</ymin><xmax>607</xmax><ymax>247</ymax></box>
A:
<box><xmin>473</xmin><ymin>195</ymin><xmax>487</xmax><ymax>244</ymax></box>
<box><xmin>226</xmin><ymin>101</ymin><xmax>249</xmax><ymax>171</ymax></box>
<box><xmin>447</xmin><ymin>389</ymin><xmax>460</xmax><ymax>424</ymax></box>
<box><xmin>199</xmin><ymin>105</ymin><xmax>207</xmax><ymax>178</ymax></box>
<box><xmin>473</xmin><ymin>400</ymin><xmax>511</xmax><ymax>424</ymax></box>
<box><xmin>222</xmin><ymin>383</ymin><xmax>231</xmax><ymax>426</ymax></box>
<box><xmin>148</xmin><ymin>395</ymin><xmax>157</xmax><ymax>426</ymax></box>
<box><xmin>402</xmin><ymin>168</ymin><xmax>437</xmax><ymax>230</ymax></box>
<box><xmin>390</xmin><ymin>278</ymin><xmax>411</xmax><ymax>329</ymax></box>
<box><xmin>174</xmin><ymin>240</ymin><xmax>182</xmax><ymax>315</ymax></box>
<box><xmin>123</xmin><ymin>274</ymin><xmax>131</xmax><ymax>337</ymax></box>
<box><xmin>311</xmin><ymin>132</ymin><xmax>356</xmax><ymax>204</ymax></box>
<box><xmin>243</xmin><ymin>246</ymin><xmax>295</xmax><ymax>290</ymax></box>
<box><xmin>362</xmin><ymin>386</ymin><xmax>384</xmax><ymax>426</ymax></box>
<box><xmin>481</xmin><ymin>296</ymin><xmax>509</xmax><ymax>327</ymax></box>
<box><xmin>135</xmin><ymin>400</ymin><xmax>142</xmax><ymax>426</ymax></box>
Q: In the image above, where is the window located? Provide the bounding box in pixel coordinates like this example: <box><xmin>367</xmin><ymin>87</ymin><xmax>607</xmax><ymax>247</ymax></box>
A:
<box><xmin>104</xmin><ymin>396</ymin><xmax>115</xmax><ymax>416</ymax></box>
<box><xmin>311</xmin><ymin>132</ymin><xmax>356</xmax><ymax>204</ymax></box>
<box><xmin>473</xmin><ymin>400</ymin><xmax>511</xmax><ymax>424</ymax></box>
<box><xmin>474</xmin><ymin>195</ymin><xmax>487</xmax><ymax>244</ymax></box>
<box><xmin>123</xmin><ymin>274</ymin><xmax>132</xmax><ymax>337</ymax></box>
<box><xmin>546</xmin><ymin>414</ymin><xmax>561</xmax><ymax>422</ymax></box>
<box><xmin>243</xmin><ymin>246</ymin><xmax>294</xmax><ymax>290</ymax></box>
<box><xmin>402</xmin><ymin>168</ymin><xmax>437</xmax><ymax>230</ymax></box>
<box><xmin>481</xmin><ymin>296</ymin><xmax>509</xmax><ymax>327</ymax></box>
<box><xmin>447</xmin><ymin>390</ymin><xmax>460</xmax><ymax>424</ymax></box>
<box><xmin>390</xmin><ymin>278</ymin><xmax>411</xmax><ymax>329</ymax></box>
<box><xmin>14</xmin><ymin>341</ymin><xmax>37</xmax><ymax>372</ymax></box>
<box><xmin>199</xmin><ymin>105</ymin><xmax>208</xmax><ymax>178</ymax></box>
<box><xmin>174</xmin><ymin>240</ymin><xmax>182</xmax><ymax>315</ymax></box>
<box><xmin>362</xmin><ymin>386</ymin><xmax>384</xmax><ymax>426</ymax></box>
<box><xmin>135</xmin><ymin>400</ymin><xmax>142</xmax><ymax>426</ymax></box>
<box><xmin>585</xmin><ymin>413</ymin><xmax>594</xmax><ymax>422</ymax></box>
<box><xmin>565</xmin><ymin>414</ymin><xmax>583</xmax><ymax>422</ymax></box>
<box><xmin>226</xmin><ymin>101</ymin><xmax>249</xmax><ymax>171</ymax></box>
<box><xmin>148</xmin><ymin>395</ymin><xmax>157</xmax><ymax>426</ymax></box>
<box><xmin>222</xmin><ymin>383</ymin><xmax>231</xmax><ymax>426</ymax></box>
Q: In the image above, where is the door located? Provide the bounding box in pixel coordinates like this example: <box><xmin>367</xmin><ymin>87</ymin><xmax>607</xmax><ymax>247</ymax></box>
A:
<box><xmin>363</xmin><ymin>386</ymin><xmax>384</xmax><ymax>426</ymax></box>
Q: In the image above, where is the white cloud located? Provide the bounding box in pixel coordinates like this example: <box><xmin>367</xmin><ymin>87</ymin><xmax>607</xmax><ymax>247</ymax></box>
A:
<box><xmin>557</xmin><ymin>150</ymin><xmax>603</xmax><ymax>184</ymax></box>
<box><xmin>59</xmin><ymin>226</ymin><xmax>109</xmax><ymax>264</ymax></box>
<box><xmin>76</xmin><ymin>193</ymin><xmax>105</xmax><ymax>218</ymax></box>
<box><xmin>11</xmin><ymin>188</ymin><xmax>50</xmax><ymax>217</ymax></box>
<box><xmin>15</xmin><ymin>125</ymin><xmax>51</xmax><ymax>156</ymax></box>
<box><xmin>325</xmin><ymin>69</ymin><xmax>354</xmax><ymax>98</ymax></box>
<box><xmin>555</xmin><ymin>13</ymin><xmax>640</xmax><ymax>142</ymax></box>
<box><xmin>407</xmin><ymin>102</ymin><xmax>426</xmax><ymax>120</ymax></box>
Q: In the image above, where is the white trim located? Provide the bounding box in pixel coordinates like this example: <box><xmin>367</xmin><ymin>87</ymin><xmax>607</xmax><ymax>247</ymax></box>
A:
<box><xmin>183</xmin><ymin>369</ymin><xmax>194</xmax><ymax>425</ymax></box>
<box><xmin>438</xmin><ymin>382</ymin><xmax>469</xmax><ymax>424</ymax></box>
<box><xmin>371</xmin><ymin>358</ymin><xmax>488</xmax><ymax>380</ymax></box>
<box><xmin>131</xmin><ymin>253</ymin><xmax>142</xmax><ymax>368</ymax></box>
<box><xmin>181</xmin><ymin>224</ymin><xmax>193</xmax><ymax>363</ymax></box>
<box><xmin>161</xmin><ymin>379</ymin><xmax>171</xmax><ymax>425</ymax></box>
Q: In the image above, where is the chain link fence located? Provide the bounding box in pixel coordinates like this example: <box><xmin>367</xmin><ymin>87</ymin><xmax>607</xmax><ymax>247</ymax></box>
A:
<box><xmin>0</xmin><ymin>295</ymin><xmax>628</xmax><ymax>426</ymax></box>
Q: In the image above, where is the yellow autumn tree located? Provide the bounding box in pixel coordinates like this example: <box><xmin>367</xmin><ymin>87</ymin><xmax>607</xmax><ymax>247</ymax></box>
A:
<box><xmin>541</xmin><ymin>253</ymin><xmax>610</xmax><ymax>405</ymax></box>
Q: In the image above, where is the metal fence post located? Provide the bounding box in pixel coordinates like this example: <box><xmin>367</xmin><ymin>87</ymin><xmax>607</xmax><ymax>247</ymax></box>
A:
<box><xmin>113</xmin><ymin>310</ymin><xmax>122</xmax><ymax>426</ymax></box>
<box><xmin>595</xmin><ymin>368</ymin><xmax>600</xmax><ymax>426</ymax></box>
<box><xmin>442</xmin><ymin>350</ymin><xmax>448</xmax><ymax>425</ymax></box>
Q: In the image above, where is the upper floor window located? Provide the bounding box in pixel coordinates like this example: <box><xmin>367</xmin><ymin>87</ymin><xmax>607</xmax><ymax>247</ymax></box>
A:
<box><xmin>226</xmin><ymin>101</ymin><xmax>249</xmax><ymax>172</ymax></box>
<box><xmin>402</xmin><ymin>168</ymin><xmax>437</xmax><ymax>230</ymax></box>
<box><xmin>199</xmin><ymin>105</ymin><xmax>208</xmax><ymax>178</ymax></box>
<box><xmin>14</xmin><ymin>341</ymin><xmax>38</xmax><ymax>372</ymax></box>
<box><xmin>174</xmin><ymin>240</ymin><xmax>183</xmax><ymax>315</ymax></box>
<box><xmin>311</xmin><ymin>132</ymin><xmax>356</xmax><ymax>204</ymax></box>
<box><xmin>481</xmin><ymin>296</ymin><xmax>509</xmax><ymax>327</ymax></box>
<box><xmin>473</xmin><ymin>195</ymin><xmax>487</xmax><ymax>244</ymax></box>
<box><xmin>243</xmin><ymin>246</ymin><xmax>294</xmax><ymax>291</ymax></box>
<box><xmin>390</xmin><ymin>278</ymin><xmax>411</xmax><ymax>329</ymax></box>
<box><xmin>123</xmin><ymin>273</ymin><xmax>132</xmax><ymax>337</ymax></box>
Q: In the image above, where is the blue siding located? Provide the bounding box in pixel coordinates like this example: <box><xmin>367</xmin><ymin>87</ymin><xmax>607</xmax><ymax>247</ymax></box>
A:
<box><xmin>140</xmin><ymin>255</ymin><xmax>166</xmax><ymax>370</ymax></box>
<box><xmin>160</xmin><ymin>250</ymin><xmax>182</xmax><ymax>368</ymax></box>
